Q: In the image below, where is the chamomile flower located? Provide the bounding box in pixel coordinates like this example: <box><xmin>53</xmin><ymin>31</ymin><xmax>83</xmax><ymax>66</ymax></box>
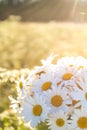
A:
<box><xmin>55</xmin><ymin>62</ymin><xmax>78</xmax><ymax>88</ymax></box>
<box><xmin>16</xmin><ymin>76</ymin><xmax>30</xmax><ymax>96</ymax></box>
<box><xmin>57</xmin><ymin>56</ymin><xmax>87</xmax><ymax>70</ymax></box>
<box><xmin>57</xmin><ymin>56</ymin><xmax>75</xmax><ymax>67</ymax></box>
<box><xmin>71</xmin><ymin>83</ymin><xmax>87</xmax><ymax>109</ymax></box>
<box><xmin>44</xmin><ymin>86</ymin><xmax>71</xmax><ymax>113</ymax></box>
<box><xmin>70</xmin><ymin>69</ymin><xmax>87</xmax><ymax>108</ymax></box>
<box><xmin>31</xmin><ymin>72</ymin><xmax>57</xmax><ymax>94</ymax></box>
<box><xmin>47</xmin><ymin>111</ymin><xmax>69</xmax><ymax>130</ymax></box>
<box><xmin>75</xmin><ymin>56</ymin><xmax>87</xmax><ymax>70</ymax></box>
<box><xmin>9</xmin><ymin>96</ymin><xmax>22</xmax><ymax>114</ymax></box>
<box><xmin>34</xmin><ymin>54</ymin><xmax>57</xmax><ymax>74</ymax></box>
<box><xmin>76</xmin><ymin>69</ymin><xmax>87</xmax><ymax>88</ymax></box>
<box><xmin>21</xmin><ymin>93</ymin><xmax>50</xmax><ymax>128</ymax></box>
<box><xmin>68</xmin><ymin>108</ymin><xmax>87</xmax><ymax>130</ymax></box>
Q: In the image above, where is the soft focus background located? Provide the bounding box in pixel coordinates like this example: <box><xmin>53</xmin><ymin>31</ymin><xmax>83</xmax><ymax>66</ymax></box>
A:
<box><xmin>0</xmin><ymin>0</ymin><xmax>87</xmax><ymax>129</ymax></box>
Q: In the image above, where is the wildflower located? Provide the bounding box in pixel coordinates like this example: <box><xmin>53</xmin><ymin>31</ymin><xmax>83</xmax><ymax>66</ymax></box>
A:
<box><xmin>21</xmin><ymin>93</ymin><xmax>50</xmax><ymax>128</ymax></box>
<box><xmin>68</xmin><ymin>108</ymin><xmax>87</xmax><ymax>130</ymax></box>
<box><xmin>47</xmin><ymin>111</ymin><xmax>69</xmax><ymax>130</ymax></box>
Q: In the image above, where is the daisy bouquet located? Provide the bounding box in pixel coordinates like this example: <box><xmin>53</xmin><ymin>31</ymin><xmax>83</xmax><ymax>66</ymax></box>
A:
<box><xmin>10</xmin><ymin>55</ymin><xmax>87</xmax><ymax>130</ymax></box>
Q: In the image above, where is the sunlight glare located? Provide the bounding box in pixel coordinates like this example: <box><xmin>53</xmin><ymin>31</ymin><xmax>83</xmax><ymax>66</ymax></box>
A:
<box><xmin>70</xmin><ymin>0</ymin><xmax>87</xmax><ymax>22</ymax></box>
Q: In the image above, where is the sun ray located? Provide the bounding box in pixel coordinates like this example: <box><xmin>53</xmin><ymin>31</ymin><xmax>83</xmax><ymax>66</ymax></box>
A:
<box><xmin>71</xmin><ymin>0</ymin><xmax>79</xmax><ymax>18</ymax></box>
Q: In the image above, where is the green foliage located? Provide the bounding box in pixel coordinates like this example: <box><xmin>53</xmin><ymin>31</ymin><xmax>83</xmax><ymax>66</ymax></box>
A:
<box><xmin>35</xmin><ymin>122</ymin><xmax>49</xmax><ymax>130</ymax></box>
<box><xmin>0</xmin><ymin>109</ymin><xmax>30</xmax><ymax>130</ymax></box>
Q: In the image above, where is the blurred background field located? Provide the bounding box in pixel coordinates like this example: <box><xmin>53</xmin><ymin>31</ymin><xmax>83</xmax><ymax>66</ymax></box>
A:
<box><xmin>0</xmin><ymin>0</ymin><xmax>87</xmax><ymax>129</ymax></box>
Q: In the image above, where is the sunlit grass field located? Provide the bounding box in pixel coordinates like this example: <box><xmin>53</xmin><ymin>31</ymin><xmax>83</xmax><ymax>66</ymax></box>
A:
<box><xmin>0</xmin><ymin>18</ymin><xmax>87</xmax><ymax>130</ymax></box>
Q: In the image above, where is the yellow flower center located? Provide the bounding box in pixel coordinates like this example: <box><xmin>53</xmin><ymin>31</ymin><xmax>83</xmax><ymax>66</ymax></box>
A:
<box><xmin>33</xmin><ymin>105</ymin><xmax>42</xmax><ymax>116</ymax></box>
<box><xmin>51</xmin><ymin>95</ymin><xmax>63</xmax><ymax>107</ymax></box>
<box><xmin>62</xmin><ymin>73</ymin><xmax>73</xmax><ymax>80</ymax></box>
<box><xmin>78</xmin><ymin>66</ymin><xmax>84</xmax><ymax>70</ymax></box>
<box><xmin>42</xmin><ymin>82</ymin><xmax>52</xmax><ymax>91</ymax></box>
<box><xmin>56</xmin><ymin>118</ymin><xmax>65</xmax><ymax>127</ymax></box>
<box><xmin>77</xmin><ymin>117</ymin><xmax>87</xmax><ymax>129</ymax></box>
<box><xmin>85</xmin><ymin>92</ymin><xmax>87</xmax><ymax>100</ymax></box>
<box><xmin>19</xmin><ymin>81</ymin><xmax>23</xmax><ymax>89</ymax></box>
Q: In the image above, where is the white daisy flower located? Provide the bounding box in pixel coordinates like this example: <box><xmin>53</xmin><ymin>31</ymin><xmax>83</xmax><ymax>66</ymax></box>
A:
<box><xmin>57</xmin><ymin>56</ymin><xmax>87</xmax><ymax>70</ymax></box>
<box><xmin>31</xmin><ymin>72</ymin><xmax>57</xmax><ymax>94</ymax></box>
<box><xmin>71</xmin><ymin>83</ymin><xmax>87</xmax><ymax>108</ymax></box>
<box><xmin>44</xmin><ymin>86</ymin><xmax>71</xmax><ymax>113</ymax></box>
<box><xmin>16</xmin><ymin>76</ymin><xmax>30</xmax><ymax>96</ymax></box>
<box><xmin>75</xmin><ymin>56</ymin><xmax>87</xmax><ymax>70</ymax></box>
<box><xmin>21</xmin><ymin>93</ymin><xmax>50</xmax><ymax>128</ymax></box>
<box><xmin>71</xmin><ymin>88</ymin><xmax>87</xmax><ymax>108</ymax></box>
<box><xmin>47</xmin><ymin>111</ymin><xmax>69</xmax><ymax>130</ymax></box>
<box><xmin>34</xmin><ymin>54</ymin><xmax>57</xmax><ymax>75</ymax></box>
<box><xmin>9</xmin><ymin>96</ymin><xmax>22</xmax><ymax>114</ymax></box>
<box><xmin>68</xmin><ymin>108</ymin><xmax>87</xmax><ymax>130</ymax></box>
<box><xmin>70</xmin><ymin>69</ymin><xmax>87</xmax><ymax>108</ymax></box>
<box><xmin>57</xmin><ymin>56</ymin><xmax>75</xmax><ymax>67</ymax></box>
<box><xmin>55</xmin><ymin>61</ymin><xmax>78</xmax><ymax>88</ymax></box>
<box><xmin>76</xmin><ymin>69</ymin><xmax>87</xmax><ymax>88</ymax></box>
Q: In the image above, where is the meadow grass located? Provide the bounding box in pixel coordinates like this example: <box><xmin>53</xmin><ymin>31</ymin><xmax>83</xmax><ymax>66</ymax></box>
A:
<box><xmin>0</xmin><ymin>19</ymin><xmax>87</xmax><ymax>129</ymax></box>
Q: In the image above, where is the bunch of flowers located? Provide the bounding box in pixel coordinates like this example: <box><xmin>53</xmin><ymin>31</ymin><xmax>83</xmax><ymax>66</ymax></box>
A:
<box><xmin>10</xmin><ymin>55</ymin><xmax>87</xmax><ymax>130</ymax></box>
